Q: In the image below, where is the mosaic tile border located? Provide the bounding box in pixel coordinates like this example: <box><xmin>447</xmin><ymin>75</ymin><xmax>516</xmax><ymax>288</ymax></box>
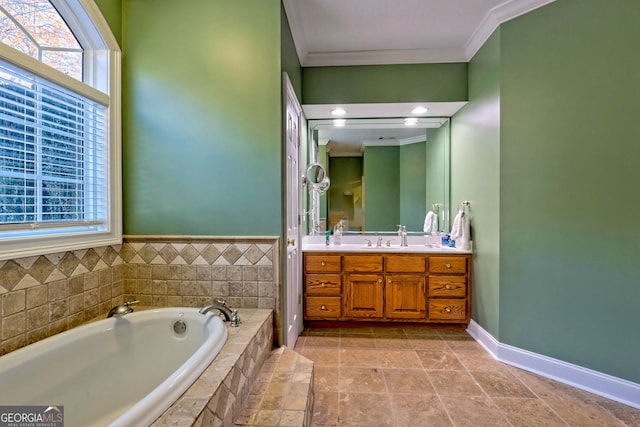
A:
<box><xmin>0</xmin><ymin>236</ymin><xmax>281</xmax><ymax>355</ymax></box>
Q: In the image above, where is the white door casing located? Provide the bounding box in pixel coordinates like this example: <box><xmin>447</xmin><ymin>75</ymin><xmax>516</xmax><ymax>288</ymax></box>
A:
<box><xmin>284</xmin><ymin>74</ymin><xmax>303</xmax><ymax>347</ymax></box>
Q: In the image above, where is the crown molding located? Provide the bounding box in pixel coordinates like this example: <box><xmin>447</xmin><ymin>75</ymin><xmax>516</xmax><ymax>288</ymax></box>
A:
<box><xmin>284</xmin><ymin>0</ymin><xmax>557</xmax><ymax>67</ymax></box>
<box><xmin>464</xmin><ymin>0</ymin><xmax>557</xmax><ymax>60</ymax></box>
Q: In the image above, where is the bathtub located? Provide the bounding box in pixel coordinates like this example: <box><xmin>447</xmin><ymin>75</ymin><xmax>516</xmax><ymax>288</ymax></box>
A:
<box><xmin>0</xmin><ymin>307</ymin><xmax>227</xmax><ymax>427</ymax></box>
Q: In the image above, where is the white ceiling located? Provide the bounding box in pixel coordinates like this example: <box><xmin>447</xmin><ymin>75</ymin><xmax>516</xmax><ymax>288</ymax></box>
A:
<box><xmin>283</xmin><ymin>0</ymin><xmax>555</xmax><ymax>67</ymax></box>
<box><xmin>284</xmin><ymin>0</ymin><xmax>555</xmax><ymax>155</ymax></box>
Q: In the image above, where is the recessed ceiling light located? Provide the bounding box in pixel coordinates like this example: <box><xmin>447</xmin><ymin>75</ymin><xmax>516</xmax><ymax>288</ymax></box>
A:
<box><xmin>411</xmin><ymin>106</ymin><xmax>428</xmax><ymax>115</ymax></box>
<box><xmin>331</xmin><ymin>107</ymin><xmax>347</xmax><ymax>116</ymax></box>
<box><xmin>404</xmin><ymin>117</ymin><xmax>418</xmax><ymax>126</ymax></box>
<box><xmin>333</xmin><ymin>119</ymin><xmax>346</xmax><ymax>127</ymax></box>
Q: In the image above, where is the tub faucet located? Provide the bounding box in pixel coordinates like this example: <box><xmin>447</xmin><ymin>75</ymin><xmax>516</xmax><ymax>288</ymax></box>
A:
<box><xmin>107</xmin><ymin>300</ymin><xmax>139</xmax><ymax>318</ymax></box>
<box><xmin>199</xmin><ymin>303</ymin><xmax>240</xmax><ymax>327</ymax></box>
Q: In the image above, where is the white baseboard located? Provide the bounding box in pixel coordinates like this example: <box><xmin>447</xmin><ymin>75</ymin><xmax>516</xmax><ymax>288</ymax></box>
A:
<box><xmin>466</xmin><ymin>320</ymin><xmax>640</xmax><ymax>409</ymax></box>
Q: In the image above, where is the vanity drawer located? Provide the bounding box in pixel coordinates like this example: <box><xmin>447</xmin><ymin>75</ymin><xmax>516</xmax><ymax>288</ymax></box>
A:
<box><xmin>305</xmin><ymin>274</ymin><xmax>341</xmax><ymax>296</ymax></box>
<box><xmin>428</xmin><ymin>276</ymin><xmax>467</xmax><ymax>298</ymax></box>
<box><xmin>306</xmin><ymin>297</ymin><xmax>341</xmax><ymax>318</ymax></box>
<box><xmin>343</xmin><ymin>255</ymin><xmax>383</xmax><ymax>272</ymax></box>
<box><xmin>428</xmin><ymin>256</ymin><xmax>467</xmax><ymax>274</ymax></box>
<box><xmin>428</xmin><ymin>299</ymin><xmax>467</xmax><ymax>320</ymax></box>
<box><xmin>305</xmin><ymin>254</ymin><xmax>341</xmax><ymax>273</ymax></box>
<box><xmin>385</xmin><ymin>255</ymin><xmax>426</xmax><ymax>273</ymax></box>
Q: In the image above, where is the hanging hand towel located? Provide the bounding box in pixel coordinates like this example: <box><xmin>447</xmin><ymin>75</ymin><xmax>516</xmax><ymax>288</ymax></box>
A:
<box><xmin>423</xmin><ymin>211</ymin><xmax>438</xmax><ymax>233</ymax></box>
<box><xmin>450</xmin><ymin>210</ymin><xmax>470</xmax><ymax>250</ymax></box>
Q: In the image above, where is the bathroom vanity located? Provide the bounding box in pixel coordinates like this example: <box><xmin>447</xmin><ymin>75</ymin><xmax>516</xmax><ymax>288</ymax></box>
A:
<box><xmin>302</xmin><ymin>239</ymin><xmax>471</xmax><ymax>325</ymax></box>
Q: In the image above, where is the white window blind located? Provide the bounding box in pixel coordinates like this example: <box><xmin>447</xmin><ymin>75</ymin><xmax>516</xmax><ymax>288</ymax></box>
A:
<box><xmin>0</xmin><ymin>58</ymin><xmax>108</xmax><ymax>236</ymax></box>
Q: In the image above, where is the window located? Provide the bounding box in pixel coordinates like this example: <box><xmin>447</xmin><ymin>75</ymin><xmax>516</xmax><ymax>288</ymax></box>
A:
<box><xmin>0</xmin><ymin>0</ymin><xmax>121</xmax><ymax>260</ymax></box>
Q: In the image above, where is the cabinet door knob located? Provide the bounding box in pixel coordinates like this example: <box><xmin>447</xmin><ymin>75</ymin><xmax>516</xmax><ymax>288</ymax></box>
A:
<box><xmin>446</xmin><ymin>263</ymin><xmax>452</xmax><ymax>269</ymax></box>
<box><xmin>320</xmin><ymin>305</ymin><xmax>327</xmax><ymax>310</ymax></box>
<box><xmin>445</xmin><ymin>284</ymin><xmax>451</xmax><ymax>290</ymax></box>
<box><xmin>378</xmin><ymin>278</ymin><xmax>383</xmax><ymax>283</ymax></box>
<box><xmin>321</xmin><ymin>261</ymin><xmax>326</xmax><ymax>266</ymax></box>
<box><xmin>445</xmin><ymin>306</ymin><xmax>452</xmax><ymax>313</ymax></box>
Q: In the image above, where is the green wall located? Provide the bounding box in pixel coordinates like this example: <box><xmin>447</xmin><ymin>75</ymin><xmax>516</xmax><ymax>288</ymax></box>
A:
<box><xmin>94</xmin><ymin>0</ymin><xmax>122</xmax><ymax>46</ymax></box>
<box><xmin>364</xmin><ymin>146</ymin><xmax>400</xmax><ymax>230</ymax></box>
<box><xmin>280</xmin><ymin>4</ymin><xmax>301</xmax><ymax>100</ymax></box>
<box><xmin>426</xmin><ymin>124</ymin><xmax>450</xmax><ymax>233</ymax></box>
<box><xmin>498</xmin><ymin>0</ymin><xmax>640</xmax><ymax>382</ymax></box>
<box><xmin>302</xmin><ymin>63</ymin><xmax>467</xmax><ymax>104</ymax></box>
<box><xmin>399</xmin><ymin>142</ymin><xmax>426</xmax><ymax>231</ymax></box>
<box><xmin>451</xmin><ymin>30</ymin><xmax>501</xmax><ymax>336</ymax></box>
<box><xmin>122</xmin><ymin>0</ymin><xmax>282</xmax><ymax>235</ymax></box>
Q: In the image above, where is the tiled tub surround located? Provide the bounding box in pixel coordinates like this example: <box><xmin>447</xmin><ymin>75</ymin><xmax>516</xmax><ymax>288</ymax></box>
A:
<box><xmin>0</xmin><ymin>236</ymin><xmax>280</xmax><ymax>355</ymax></box>
<box><xmin>153</xmin><ymin>309</ymin><xmax>275</xmax><ymax>426</ymax></box>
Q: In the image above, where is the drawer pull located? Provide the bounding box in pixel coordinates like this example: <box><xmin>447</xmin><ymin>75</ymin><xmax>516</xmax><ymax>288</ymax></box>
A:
<box><xmin>321</xmin><ymin>261</ymin><xmax>326</xmax><ymax>266</ymax></box>
<box><xmin>445</xmin><ymin>284</ymin><xmax>451</xmax><ymax>290</ymax></box>
<box><xmin>321</xmin><ymin>305</ymin><xmax>327</xmax><ymax>310</ymax></box>
<box><xmin>445</xmin><ymin>306</ymin><xmax>452</xmax><ymax>313</ymax></box>
<box><xmin>446</xmin><ymin>263</ymin><xmax>452</xmax><ymax>269</ymax></box>
<box><xmin>321</xmin><ymin>282</ymin><xmax>326</xmax><ymax>287</ymax></box>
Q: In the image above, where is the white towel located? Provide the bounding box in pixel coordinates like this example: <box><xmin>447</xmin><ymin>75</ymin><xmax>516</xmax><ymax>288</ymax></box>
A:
<box><xmin>423</xmin><ymin>211</ymin><xmax>438</xmax><ymax>233</ymax></box>
<box><xmin>450</xmin><ymin>210</ymin><xmax>471</xmax><ymax>250</ymax></box>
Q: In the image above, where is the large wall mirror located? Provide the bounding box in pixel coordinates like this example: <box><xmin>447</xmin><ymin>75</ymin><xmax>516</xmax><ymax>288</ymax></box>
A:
<box><xmin>306</xmin><ymin>116</ymin><xmax>451</xmax><ymax>233</ymax></box>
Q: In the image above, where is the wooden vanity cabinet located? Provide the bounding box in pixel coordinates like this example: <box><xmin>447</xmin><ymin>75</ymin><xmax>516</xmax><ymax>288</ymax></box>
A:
<box><xmin>384</xmin><ymin>255</ymin><xmax>426</xmax><ymax>320</ymax></box>
<box><xmin>427</xmin><ymin>256</ymin><xmax>471</xmax><ymax>323</ymax></box>
<box><xmin>303</xmin><ymin>252</ymin><xmax>471</xmax><ymax>325</ymax></box>
<box><xmin>343</xmin><ymin>255</ymin><xmax>384</xmax><ymax>318</ymax></box>
<box><xmin>303</xmin><ymin>254</ymin><xmax>342</xmax><ymax>320</ymax></box>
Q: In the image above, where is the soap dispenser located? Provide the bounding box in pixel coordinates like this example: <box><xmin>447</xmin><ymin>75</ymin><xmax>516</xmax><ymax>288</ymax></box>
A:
<box><xmin>401</xmin><ymin>226</ymin><xmax>408</xmax><ymax>247</ymax></box>
<box><xmin>333</xmin><ymin>221</ymin><xmax>343</xmax><ymax>246</ymax></box>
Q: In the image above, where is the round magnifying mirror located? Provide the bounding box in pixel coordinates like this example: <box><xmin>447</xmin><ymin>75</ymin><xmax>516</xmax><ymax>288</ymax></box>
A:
<box><xmin>305</xmin><ymin>163</ymin><xmax>326</xmax><ymax>185</ymax></box>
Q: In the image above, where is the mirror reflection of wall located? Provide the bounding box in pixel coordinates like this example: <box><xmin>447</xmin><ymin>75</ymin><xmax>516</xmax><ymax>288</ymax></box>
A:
<box><xmin>310</xmin><ymin>117</ymin><xmax>450</xmax><ymax>233</ymax></box>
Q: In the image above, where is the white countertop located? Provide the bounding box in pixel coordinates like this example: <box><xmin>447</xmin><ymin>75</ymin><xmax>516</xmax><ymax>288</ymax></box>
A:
<box><xmin>302</xmin><ymin>235</ymin><xmax>472</xmax><ymax>254</ymax></box>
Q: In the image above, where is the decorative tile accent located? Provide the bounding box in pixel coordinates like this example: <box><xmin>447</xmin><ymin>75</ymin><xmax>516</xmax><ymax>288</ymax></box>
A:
<box><xmin>0</xmin><ymin>236</ymin><xmax>281</xmax><ymax>355</ymax></box>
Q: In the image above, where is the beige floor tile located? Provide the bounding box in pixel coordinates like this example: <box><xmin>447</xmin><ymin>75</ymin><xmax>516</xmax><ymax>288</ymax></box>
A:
<box><xmin>313</xmin><ymin>366</ymin><xmax>339</xmax><ymax>392</ymax></box>
<box><xmin>338</xmin><ymin>392</ymin><xmax>393</xmax><ymax>426</ymax></box>
<box><xmin>339</xmin><ymin>367</ymin><xmax>386</xmax><ymax>393</ymax></box>
<box><xmin>427</xmin><ymin>370</ymin><xmax>486</xmax><ymax>397</ymax></box>
<box><xmin>409</xmin><ymin>335</ymin><xmax>449</xmax><ymax>351</ymax></box>
<box><xmin>298</xmin><ymin>347</ymin><xmax>339</xmax><ymax>367</ymax></box>
<box><xmin>470</xmin><ymin>369</ymin><xmax>537</xmax><ymax>398</ymax></box>
<box><xmin>311</xmin><ymin>391</ymin><xmax>339</xmax><ymax>426</ymax></box>
<box><xmin>416</xmin><ymin>349</ymin><xmax>464</xmax><ymax>370</ymax></box>
<box><xmin>545</xmin><ymin>398</ymin><xmax>629</xmax><ymax>426</ymax></box>
<box><xmin>374</xmin><ymin>337</ymin><xmax>414</xmax><ymax>349</ymax></box>
<box><xmin>375</xmin><ymin>349</ymin><xmax>423</xmax><ymax>369</ymax></box>
<box><xmin>303</xmin><ymin>328</ymin><xmax>640</xmax><ymax>427</ymax></box>
<box><xmin>382</xmin><ymin>368</ymin><xmax>434</xmax><ymax>394</ymax></box>
<box><xmin>593</xmin><ymin>398</ymin><xmax>640</xmax><ymax>427</ymax></box>
<box><xmin>341</xmin><ymin>336</ymin><xmax>376</xmax><ymax>348</ymax></box>
<box><xmin>388</xmin><ymin>393</ymin><xmax>453</xmax><ymax>427</ymax></box>
<box><xmin>493</xmin><ymin>397</ymin><xmax>568</xmax><ymax>426</ymax></box>
<box><xmin>340</xmin><ymin>348</ymin><xmax>384</xmax><ymax>367</ymax></box>
<box><xmin>440</xmin><ymin>395</ymin><xmax>511</xmax><ymax>427</ymax></box>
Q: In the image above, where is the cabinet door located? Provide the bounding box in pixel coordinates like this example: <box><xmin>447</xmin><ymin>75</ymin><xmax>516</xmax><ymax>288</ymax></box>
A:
<box><xmin>344</xmin><ymin>274</ymin><xmax>384</xmax><ymax>318</ymax></box>
<box><xmin>385</xmin><ymin>274</ymin><xmax>426</xmax><ymax>320</ymax></box>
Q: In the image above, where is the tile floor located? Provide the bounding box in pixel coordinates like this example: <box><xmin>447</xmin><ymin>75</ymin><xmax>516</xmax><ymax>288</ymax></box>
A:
<box><xmin>294</xmin><ymin>325</ymin><xmax>640</xmax><ymax>427</ymax></box>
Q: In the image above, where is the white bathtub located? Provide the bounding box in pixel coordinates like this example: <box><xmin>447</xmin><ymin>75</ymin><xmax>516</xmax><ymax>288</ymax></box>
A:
<box><xmin>0</xmin><ymin>307</ymin><xmax>227</xmax><ymax>427</ymax></box>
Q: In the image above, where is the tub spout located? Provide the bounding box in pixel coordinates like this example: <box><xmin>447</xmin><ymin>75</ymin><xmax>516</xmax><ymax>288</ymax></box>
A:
<box><xmin>107</xmin><ymin>300</ymin><xmax>139</xmax><ymax>318</ymax></box>
<box><xmin>199</xmin><ymin>304</ymin><xmax>240</xmax><ymax>327</ymax></box>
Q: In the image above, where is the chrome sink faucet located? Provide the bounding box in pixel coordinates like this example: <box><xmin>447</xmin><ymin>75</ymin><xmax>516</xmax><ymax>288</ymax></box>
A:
<box><xmin>199</xmin><ymin>299</ymin><xmax>240</xmax><ymax>327</ymax></box>
<box><xmin>107</xmin><ymin>300</ymin><xmax>139</xmax><ymax>318</ymax></box>
<box><xmin>376</xmin><ymin>237</ymin><xmax>384</xmax><ymax>247</ymax></box>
